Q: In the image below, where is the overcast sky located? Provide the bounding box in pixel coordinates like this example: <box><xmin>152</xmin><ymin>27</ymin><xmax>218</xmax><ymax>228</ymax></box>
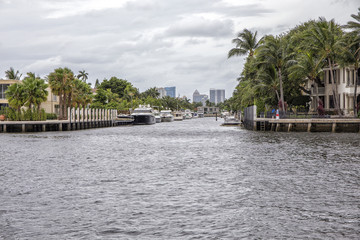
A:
<box><xmin>0</xmin><ymin>0</ymin><xmax>358</xmax><ymax>99</ymax></box>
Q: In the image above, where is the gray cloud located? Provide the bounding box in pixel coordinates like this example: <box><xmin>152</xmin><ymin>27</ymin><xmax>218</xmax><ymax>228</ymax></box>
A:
<box><xmin>0</xmin><ymin>0</ymin><xmax>358</xmax><ymax>98</ymax></box>
<box><xmin>165</xmin><ymin>17</ymin><xmax>234</xmax><ymax>38</ymax></box>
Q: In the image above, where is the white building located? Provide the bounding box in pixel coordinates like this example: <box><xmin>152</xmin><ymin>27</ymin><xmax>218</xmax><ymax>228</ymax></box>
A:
<box><xmin>307</xmin><ymin>66</ymin><xmax>359</xmax><ymax>115</ymax></box>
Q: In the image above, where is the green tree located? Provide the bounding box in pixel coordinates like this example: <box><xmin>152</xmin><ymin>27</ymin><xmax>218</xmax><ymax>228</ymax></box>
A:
<box><xmin>305</xmin><ymin>17</ymin><xmax>344</xmax><ymax>115</ymax></box>
<box><xmin>22</xmin><ymin>73</ymin><xmax>48</xmax><ymax>114</ymax></box>
<box><xmin>141</xmin><ymin>87</ymin><xmax>160</xmax><ymax>99</ymax></box>
<box><xmin>257</xmin><ymin>35</ymin><xmax>293</xmax><ymax>111</ymax></box>
<box><xmin>5</xmin><ymin>83</ymin><xmax>26</xmax><ymax>120</ymax></box>
<box><xmin>47</xmin><ymin>67</ymin><xmax>75</xmax><ymax>119</ymax></box>
<box><xmin>99</xmin><ymin>77</ymin><xmax>137</xmax><ymax>99</ymax></box>
<box><xmin>73</xmin><ymin>78</ymin><xmax>93</xmax><ymax>108</ymax></box>
<box><xmin>344</xmin><ymin>7</ymin><xmax>360</xmax><ymax>35</ymax></box>
<box><xmin>228</xmin><ymin>29</ymin><xmax>261</xmax><ymax>58</ymax></box>
<box><xmin>288</xmin><ymin>52</ymin><xmax>325</xmax><ymax>110</ymax></box>
<box><xmin>5</xmin><ymin>67</ymin><xmax>22</xmax><ymax>80</ymax></box>
<box><xmin>77</xmin><ymin>70</ymin><xmax>89</xmax><ymax>82</ymax></box>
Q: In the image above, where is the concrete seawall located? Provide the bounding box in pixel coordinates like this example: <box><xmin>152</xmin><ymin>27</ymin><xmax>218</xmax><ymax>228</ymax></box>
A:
<box><xmin>0</xmin><ymin>108</ymin><xmax>133</xmax><ymax>133</ymax></box>
<box><xmin>254</xmin><ymin>118</ymin><xmax>360</xmax><ymax>133</ymax></box>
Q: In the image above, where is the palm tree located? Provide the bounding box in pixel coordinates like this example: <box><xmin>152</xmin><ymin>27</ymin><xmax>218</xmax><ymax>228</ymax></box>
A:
<box><xmin>22</xmin><ymin>73</ymin><xmax>48</xmax><ymax>116</ymax></box>
<box><xmin>257</xmin><ymin>35</ymin><xmax>293</xmax><ymax>112</ymax></box>
<box><xmin>288</xmin><ymin>52</ymin><xmax>325</xmax><ymax>111</ymax></box>
<box><xmin>141</xmin><ymin>87</ymin><xmax>160</xmax><ymax>99</ymax></box>
<box><xmin>77</xmin><ymin>70</ymin><xmax>89</xmax><ymax>82</ymax></box>
<box><xmin>5</xmin><ymin>83</ymin><xmax>25</xmax><ymax>120</ymax></box>
<box><xmin>48</xmin><ymin>67</ymin><xmax>75</xmax><ymax>119</ymax></box>
<box><xmin>306</xmin><ymin>17</ymin><xmax>344</xmax><ymax>115</ymax></box>
<box><xmin>5</xmin><ymin>67</ymin><xmax>22</xmax><ymax>80</ymax></box>
<box><xmin>344</xmin><ymin>7</ymin><xmax>360</xmax><ymax>35</ymax></box>
<box><xmin>228</xmin><ymin>29</ymin><xmax>261</xmax><ymax>58</ymax></box>
<box><xmin>256</xmin><ymin>65</ymin><xmax>280</xmax><ymax>104</ymax></box>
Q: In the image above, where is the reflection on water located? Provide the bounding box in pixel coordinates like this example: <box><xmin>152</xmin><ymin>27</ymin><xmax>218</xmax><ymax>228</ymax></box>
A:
<box><xmin>0</xmin><ymin>118</ymin><xmax>359</xmax><ymax>239</ymax></box>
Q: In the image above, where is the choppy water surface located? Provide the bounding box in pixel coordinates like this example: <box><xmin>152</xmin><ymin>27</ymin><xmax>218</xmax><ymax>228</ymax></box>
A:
<box><xmin>0</xmin><ymin>118</ymin><xmax>359</xmax><ymax>239</ymax></box>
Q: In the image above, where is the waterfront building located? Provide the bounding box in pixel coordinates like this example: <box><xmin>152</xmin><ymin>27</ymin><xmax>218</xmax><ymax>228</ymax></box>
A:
<box><xmin>209</xmin><ymin>89</ymin><xmax>225</xmax><ymax>105</ymax></box>
<box><xmin>306</xmin><ymin>66</ymin><xmax>360</xmax><ymax>115</ymax></box>
<box><xmin>164</xmin><ymin>86</ymin><xmax>176</xmax><ymax>98</ymax></box>
<box><xmin>197</xmin><ymin>106</ymin><xmax>220</xmax><ymax>114</ymax></box>
<box><xmin>0</xmin><ymin>79</ymin><xmax>59</xmax><ymax>114</ymax></box>
<box><xmin>0</xmin><ymin>79</ymin><xmax>20</xmax><ymax>109</ymax></box>
<box><xmin>193</xmin><ymin>90</ymin><xmax>208</xmax><ymax>106</ymax></box>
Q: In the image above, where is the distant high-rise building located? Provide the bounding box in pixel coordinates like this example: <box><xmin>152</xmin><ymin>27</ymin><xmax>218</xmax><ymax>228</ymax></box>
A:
<box><xmin>156</xmin><ymin>87</ymin><xmax>166</xmax><ymax>98</ymax></box>
<box><xmin>209</xmin><ymin>89</ymin><xmax>225</xmax><ymax>105</ymax></box>
<box><xmin>164</xmin><ymin>86</ymin><xmax>176</xmax><ymax>98</ymax></box>
<box><xmin>193</xmin><ymin>89</ymin><xmax>208</xmax><ymax>106</ymax></box>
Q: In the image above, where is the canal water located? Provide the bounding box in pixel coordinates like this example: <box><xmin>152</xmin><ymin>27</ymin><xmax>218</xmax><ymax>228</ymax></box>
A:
<box><xmin>0</xmin><ymin>118</ymin><xmax>359</xmax><ymax>239</ymax></box>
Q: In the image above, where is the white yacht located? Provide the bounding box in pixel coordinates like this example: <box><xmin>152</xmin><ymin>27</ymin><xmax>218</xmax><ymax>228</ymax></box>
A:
<box><xmin>131</xmin><ymin>105</ymin><xmax>156</xmax><ymax>125</ymax></box>
<box><xmin>154</xmin><ymin>109</ymin><xmax>162</xmax><ymax>123</ymax></box>
<box><xmin>160</xmin><ymin>109</ymin><xmax>174</xmax><ymax>122</ymax></box>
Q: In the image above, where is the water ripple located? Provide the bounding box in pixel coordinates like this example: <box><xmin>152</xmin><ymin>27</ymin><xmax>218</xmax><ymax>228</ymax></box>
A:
<box><xmin>0</xmin><ymin>118</ymin><xmax>359</xmax><ymax>239</ymax></box>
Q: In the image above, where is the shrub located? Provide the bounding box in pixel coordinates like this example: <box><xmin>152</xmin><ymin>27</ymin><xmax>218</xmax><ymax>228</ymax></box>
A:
<box><xmin>46</xmin><ymin>113</ymin><xmax>58</xmax><ymax>120</ymax></box>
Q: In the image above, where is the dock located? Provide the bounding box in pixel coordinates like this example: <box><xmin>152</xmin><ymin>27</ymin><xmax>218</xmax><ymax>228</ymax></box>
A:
<box><xmin>253</xmin><ymin>118</ymin><xmax>360</xmax><ymax>133</ymax></box>
<box><xmin>0</xmin><ymin>108</ymin><xmax>133</xmax><ymax>133</ymax></box>
<box><xmin>242</xmin><ymin>105</ymin><xmax>360</xmax><ymax>133</ymax></box>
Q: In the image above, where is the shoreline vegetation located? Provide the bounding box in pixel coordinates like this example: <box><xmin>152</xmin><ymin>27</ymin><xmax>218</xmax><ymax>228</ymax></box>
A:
<box><xmin>0</xmin><ymin>68</ymin><xmax>223</xmax><ymax>122</ymax></box>
<box><xmin>226</xmin><ymin>8</ymin><xmax>360</xmax><ymax>118</ymax></box>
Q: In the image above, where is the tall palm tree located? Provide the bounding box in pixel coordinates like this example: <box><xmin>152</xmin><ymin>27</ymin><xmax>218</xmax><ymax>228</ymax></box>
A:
<box><xmin>48</xmin><ymin>67</ymin><xmax>75</xmax><ymax>119</ymax></box>
<box><xmin>22</xmin><ymin>73</ymin><xmax>48</xmax><ymax>115</ymax></box>
<box><xmin>256</xmin><ymin>65</ymin><xmax>280</xmax><ymax>104</ymax></box>
<box><xmin>228</xmin><ymin>29</ymin><xmax>261</xmax><ymax>58</ymax></box>
<box><xmin>5</xmin><ymin>83</ymin><xmax>25</xmax><ymax>120</ymax></box>
<box><xmin>77</xmin><ymin>70</ymin><xmax>89</xmax><ymax>82</ymax></box>
<box><xmin>306</xmin><ymin>17</ymin><xmax>344</xmax><ymax>115</ymax></box>
<box><xmin>257</xmin><ymin>35</ymin><xmax>293</xmax><ymax>112</ymax></box>
<box><xmin>5</xmin><ymin>67</ymin><xmax>22</xmax><ymax>80</ymax></box>
<box><xmin>288</xmin><ymin>52</ymin><xmax>325</xmax><ymax>111</ymax></box>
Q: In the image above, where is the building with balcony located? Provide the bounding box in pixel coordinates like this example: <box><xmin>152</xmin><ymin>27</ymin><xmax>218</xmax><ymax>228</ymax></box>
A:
<box><xmin>0</xmin><ymin>79</ymin><xmax>59</xmax><ymax>114</ymax></box>
<box><xmin>307</xmin><ymin>66</ymin><xmax>360</xmax><ymax>115</ymax></box>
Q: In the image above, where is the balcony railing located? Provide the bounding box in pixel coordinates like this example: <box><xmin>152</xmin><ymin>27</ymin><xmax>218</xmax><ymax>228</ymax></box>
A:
<box><xmin>311</xmin><ymin>87</ymin><xmax>325</xmax><ymax>95</ymax></box>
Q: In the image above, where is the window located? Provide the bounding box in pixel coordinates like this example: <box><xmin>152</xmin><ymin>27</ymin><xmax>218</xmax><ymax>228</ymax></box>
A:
<box><xmin>53</xmin><ymin>95</ymin><xmax>57</xmax><ymax>101</ymax></box>
<box><xmin>329</xmin><ymin>95</ymin><xmax>335</xmax><ymax>109</ymax></box>
<box><xmin>347</xmin><ymin>69</ymin><xmax>350</xmax><ymax>86</ymax></box>
<box><xmin>0</xmin><ymin>84</ymin><xmax>10</xmax><ymax>99</ymax></box>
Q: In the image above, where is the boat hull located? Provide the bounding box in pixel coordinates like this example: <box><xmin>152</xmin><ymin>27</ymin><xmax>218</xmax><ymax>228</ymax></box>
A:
<box><xmin>133</xmin><ymin>115</ymin><xmax>156</xmax><ymax>125</ymax></box>
<box><xmin>161</xmin><ymin>116</ymin><xmax>174</xmax><ymax>122</ymax></box>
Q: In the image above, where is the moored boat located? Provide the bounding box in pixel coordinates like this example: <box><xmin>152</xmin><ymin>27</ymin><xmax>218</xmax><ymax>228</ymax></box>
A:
<box><xmin>160</xmin><ymin>109</ymin><xmax>174</xmax><ymax>122</ymax></box>
<box><xmin>222</xmin><ymin>115</ymin><xmax>240</xmax><ymax>126</ymax></box>
<box><xmin>173</xmin><ymin>111</ymin><xmax>183</xmax><ymax>121</ymax></box>
<box><xmin>131</xmin><ymin>105</ymin><xmax>156</xmax><ymax>125</ymax></box>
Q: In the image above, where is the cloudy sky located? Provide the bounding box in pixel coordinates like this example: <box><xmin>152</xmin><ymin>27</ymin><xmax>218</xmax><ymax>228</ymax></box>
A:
<box><xmin>0</xmin><ymin>0</ymin><xmax>358</xmax><ymax>99</ymax></box>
